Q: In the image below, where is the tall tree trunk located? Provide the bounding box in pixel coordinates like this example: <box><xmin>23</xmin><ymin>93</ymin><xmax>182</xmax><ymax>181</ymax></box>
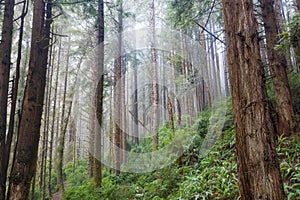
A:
<box><xmin>57</xmin><ymin>49</ymin><xmax>84</xmax><ymax>192</ymax></box>
<box><xmin>222</xmin><ymin>0</ymin><xmax>285</xmax><ymax>199</ymax></box>
<box><xmin>274</xmin><ymin>0</ymin><xmax>293</xmax><ymax>71</ymax></box>
<box><xmin>121</xmin><ymin>55</ymin><xmax>127</xmax><ymax>165</ymax></box>
<box><xmin>88</xmin><ymin>100</ymin><xmax>95</xmax><ymax>179</ymax></box>
<box><xmin>39</xmin><ymin>31</ymin><xmax>53</xmax><ymax>198</ymax></box>
<box><xmin>133</xmin><ymin>51</ymin><xmax>139</xmax><ymax>146</ymax></box>
<box><xmin>1</xmin><ymin>1</ymin><xmax>28</xmax><ymax>199</ymax></box>
<box><xmin>261</xmin><ymin>0</ymin><xmax>297</xmax><ymax>135</ymax></box>
<box><xmin>8</xmin><ymin>0</ymin><xmax>52</xmax><ymax>198</ymax></box>
<box><xmin>0</xmin><ymin>0</ymin><xmax>15</xmax><ymax>198</ymax></box>
<box><xmin>94</xmin><ymin>0</ymin><xmax>104</xmax><ymax>188</ymax></box>
<box><xmin>42</xmin><ymin>28</ymin><xmax>54</xmax><ymax>199</ymax></box>
<box><xmin>199</xmin><ymin>20</ymin><xmax>211</xmax><ymax>109</ymax></box>
<box><xmin>150</xmin><ymin>0</ymin><xmax>159</xmax><ymax>152</ymax></box>
<box><xmin>209</xmin><ymin>18</ymin><xmax>221</xmax><ymax>99</ymax></box>
<box><xmin>57</xmin><ymin>39</ymin><xmax>71</xmax><ymax>193</ymax></box>
<box><xmin>113</xmin><ymin>1</ymin><xmax>123</xmax><ymax>176</ymax></box>
<box><xmin>48</xmin><ymin>35</ymin><xmax>60</xmax><ymax>196</ymax></box>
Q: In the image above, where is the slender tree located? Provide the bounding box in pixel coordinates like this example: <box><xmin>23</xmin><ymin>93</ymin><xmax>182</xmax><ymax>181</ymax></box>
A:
<box><xmin>57</xmin><ymin>39</ymin><xmax>71</xmax><ymax>193</ymax></box>
<box><xmin>133</xmin><ymin>51</ymin><xmax>139</xmax><ymax>145</ymax></box>
<box><xmin>222</xmin><ymin>0</ymin><xmax>285</xmax><ymax>199</ymax></box>
<box><xmin>113</xmin><ymin>0</ymin><xmax>123</xmax><ymax>176</ymax></box>
<box><xmin>0</xmin><ymin>0</ymin><xmax>15</xmax><ymax>197</ymax></box>
<box><xmin>150</xmin><ymin>0</ymin><xmax>159</xmax><ymax>152</ymax></box>
<box><xmin>8</xmin><ymin>0</ymin><xmax>52</xmax><ymax>198</ymax></box>
<box><xmin>94</xmin><ymin>0</ymin><xmax>104</xmax><ymax>187</ymax></box>
<box><xmin>48</xmin><ymin>32</ymin><xmax>60</xmax><ymax>196</ymax></box>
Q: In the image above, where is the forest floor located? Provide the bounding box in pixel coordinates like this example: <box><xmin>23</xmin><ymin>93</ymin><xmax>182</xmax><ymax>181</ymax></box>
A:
<box><xmin>51</xmin><ymin>192</ymin><xmax>61</xmax><ymax>200</ymax></box>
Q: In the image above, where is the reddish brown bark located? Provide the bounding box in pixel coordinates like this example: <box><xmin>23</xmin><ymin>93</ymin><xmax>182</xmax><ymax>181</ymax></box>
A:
<box><xmin>222</xmin><ymin>0</ymin><xmax>285</xmax><ymax>199</ymax></box>
<box><xmin>261</xmin><ymin>0</ymin><xmax>296</xmax><ymax>136</ymax></box>
<box><xmin>8</xmin><ymin>0</ymin><xmax>52</xmax><ymax>198</ymax></box>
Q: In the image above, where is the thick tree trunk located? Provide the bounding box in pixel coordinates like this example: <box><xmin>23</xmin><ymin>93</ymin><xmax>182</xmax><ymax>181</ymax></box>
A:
<box><xmin>1</xmin><ymin>1</ymin><xmax>27</xmax><ymax>198</ymax></box>
<box><xmin>222</xmin><ymin>0</ymin><xmax>285</xmax><ymax>199</ymax></box>
<box><xmin>261</xmin><ymin>0</ymin><xmax>296</xmax><ymax>136</ymax></box>
<box><xmin>7</xmin><ymin>0</ymin><xmax>52</xmax><ymax>199</ymax></box>
<box><xmin>0</xmin><ymin>0</ymin><xmax>15</xmax><ymax>198</ymax></box>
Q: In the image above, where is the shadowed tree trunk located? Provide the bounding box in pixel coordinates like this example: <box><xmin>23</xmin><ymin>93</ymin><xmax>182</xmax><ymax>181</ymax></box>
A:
<box><xmin>261</xmin><ymin>0</ymin><xmax>296</xmax><ymax>136</ymax></box>
<box><xmin>293</xmin><ymin>0</ymin><xmax>300</xmax><ymax>81</ymax></box>
<box><xmin>222</xmin><ymin>0</ymin><xmax>285</xmax><ymax>199</ymax></box>
<box><xmin>7</xmin><ymin>0</ymin><xmax>52</xmax><ymax>198</ymax></box>
<box><xmin>0</xmin><ymin>0</ymin><xmax>15</xmax><ymax>198</ymax></box>
<box><xmin>296</xmin><ymin>0</ymin><xmax>300</xmax><ymax>10</ymax></box>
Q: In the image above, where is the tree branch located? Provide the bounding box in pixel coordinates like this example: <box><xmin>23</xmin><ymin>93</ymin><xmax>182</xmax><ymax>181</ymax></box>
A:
<box><xmin>193</xmin><ymin>20</ymin><xmax>226</xmax><ymax>45</ymax></box>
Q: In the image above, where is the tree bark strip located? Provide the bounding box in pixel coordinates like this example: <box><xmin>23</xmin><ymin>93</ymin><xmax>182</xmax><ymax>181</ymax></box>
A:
<box><xmin>94</xmin><ymin>0</ymin><xmax>104</xmax><ymax>187</ymax></box>
<box><xmin>261</xmin><ymin>0</ymin><xmax>296</xmax><ymax>136</ymax></box>
<box><xmin>222</xmin><ymin>0</ymin><xmax>285</xmax><ymax>199</ymax></box>
<box><xmin>8</xmin><ymin>0</ymin><xmax>52</xmax><ymax>198</ymax></box>
<box><xmin>0</xmin><ymin>0</ymin><xmax>15</xmax><ymax>198</ymax></box>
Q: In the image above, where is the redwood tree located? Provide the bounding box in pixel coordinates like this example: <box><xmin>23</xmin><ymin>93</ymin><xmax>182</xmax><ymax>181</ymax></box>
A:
<box><xmin>260</xmin><ymin>0</ymin><xmax>296</xmax><ymax>136</ymax></box>
<box><xmin>222</xmin><ymin>0</ymin><xmax>285</xmax><ymax>199</ymax></box>
<box><xmin>7</xmin><ymin>0</ymin><xmax>52</xmax><ymax>198</ymax></box>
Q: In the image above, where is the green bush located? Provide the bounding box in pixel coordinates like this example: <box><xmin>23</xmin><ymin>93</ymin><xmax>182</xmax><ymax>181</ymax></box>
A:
<box><xmin>63</xmin><ymin>182</ymin><xmax>100</xmax><ymax>200</ymax></box>
<box><xmin>61</xmin><ymin>100</ymin><xmax>300</xmax><ymax>200</ymax></box>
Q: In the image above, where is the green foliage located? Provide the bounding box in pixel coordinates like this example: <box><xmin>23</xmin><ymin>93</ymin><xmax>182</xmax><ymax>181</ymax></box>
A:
<box><xmin>63</xmin><ymin>181</ymin><xmax>100</xmax><ymax>200</ymax></box>
<box><xmin>277</xmin><ymin>135</ymin><xmax>300</xmax><ymax>199</ymax></box>
<box><xmin>267</xmin><ymin>71</ymin><xmax>300</xmax><ymax>121</ymax></box>
<box><xmin>193</xmin><ymin>110</ymin><xmax>211</xmax><ymax>138</ymax></box>
<box><xmin>288</xmin><ymin>72</ymin><xmax>300</xmax><ymax>115</ymax></box>
<box><xmin>64</xmin><ymin>159</ymin><xmax>88</xmax><ymax>187</ymax></box>
<box><xmin>61</xmin><ymin>99</ymin><xmax>300</xmax><ymax>199</ymax></box>
<box><xmin>275</xmin><ymin>13</ymin><xmax>300</xmax><ymax>55</ymax></box>
<box><xmin>63</xmin><ymin>159</ymin><xmax>100</xmax><ymax>200</ymax></box>
<box><xmin>167</xmin><ymin>0</ymin><xmax>196</xmax><ymax>29</ymax></box>
<box><xmin>171</xmin><ymin>127</ymin><xmax>239</xmax><ymax>200</ymax></box>
<box><xmin>223</xmin><ymin>97</ymin><xmax>234</xmax><ymax>130</ymax></box>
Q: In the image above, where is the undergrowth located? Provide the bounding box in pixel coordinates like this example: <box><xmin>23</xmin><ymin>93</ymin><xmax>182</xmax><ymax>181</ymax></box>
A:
<box><xmin>62</xmin><ymin>97</ymin><xmax>300</xmax><ymax>200</ymax></box>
